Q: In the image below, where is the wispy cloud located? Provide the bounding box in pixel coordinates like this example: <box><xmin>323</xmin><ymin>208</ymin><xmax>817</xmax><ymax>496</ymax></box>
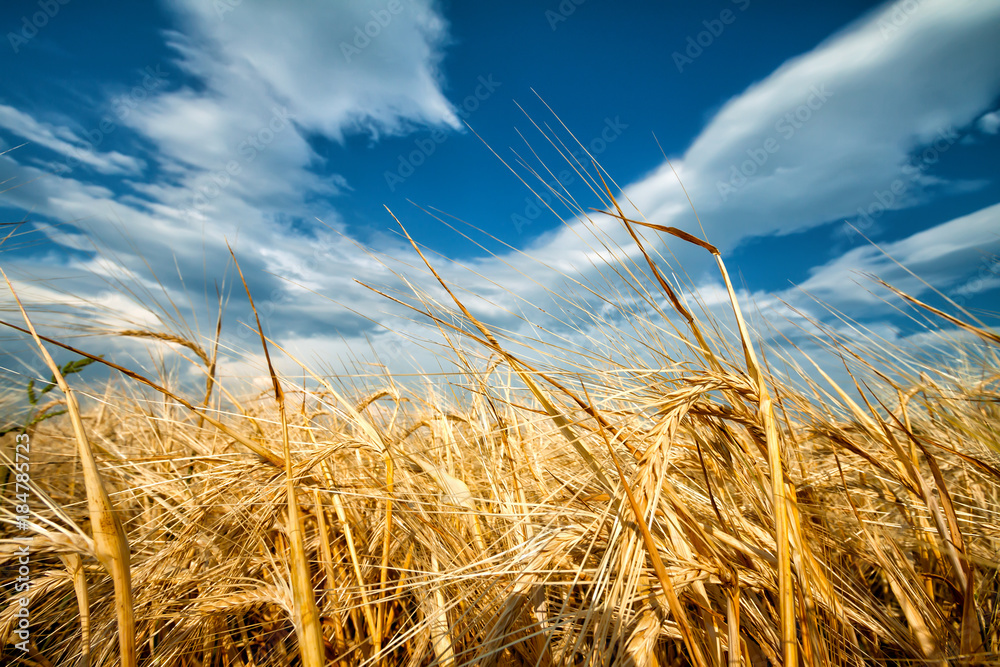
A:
<box><xmin>0</xmin><ymin>104</ymin><xmax>145</xmax><ymax>175</ymax></box>
<box><xmin>786</xmin><ymin>201</ymin><xmax>1000</xmax><ymax>310</ymax></box>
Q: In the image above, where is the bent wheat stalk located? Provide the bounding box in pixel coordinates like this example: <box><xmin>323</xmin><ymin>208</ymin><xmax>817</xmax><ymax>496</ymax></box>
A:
<box><xmin>2</xmin><ymin>269</ymin><xmax>135</xmax><ymax>667</ymax></box>
<box><xmin>596</xmin><ymin>177</ymin><xmax>797</xmax><ymax>667</ymax></box>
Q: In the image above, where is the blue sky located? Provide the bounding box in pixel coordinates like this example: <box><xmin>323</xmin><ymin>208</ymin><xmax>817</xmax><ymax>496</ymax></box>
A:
<box><xmin>1</xmin><ymin>0</ymin><xmax>999</xmax><ymax>389</ymax></box>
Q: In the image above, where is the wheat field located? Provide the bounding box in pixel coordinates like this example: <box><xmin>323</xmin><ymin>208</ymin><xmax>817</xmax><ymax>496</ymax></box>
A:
<box><xmin>1</xmin><ymin>170</ymin><xmax>999</xmax><ymax>666</ymax></box>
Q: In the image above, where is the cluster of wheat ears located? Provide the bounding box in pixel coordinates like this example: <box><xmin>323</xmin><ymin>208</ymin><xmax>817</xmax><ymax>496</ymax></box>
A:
<box><xmin>0</xmin><ymin>154</ymin><xmax>998</xmax><ymax>666</ymax></box>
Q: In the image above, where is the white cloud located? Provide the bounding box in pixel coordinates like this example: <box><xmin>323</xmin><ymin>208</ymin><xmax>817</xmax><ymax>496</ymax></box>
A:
<box><xmin>0</xmin><ymin>104</ymin><xmax>144</xmax><ymax>175</ymax></box>
<box><xmin>161</xmin><ymin>0</ymin><xmax>458</xmax><ymax>142</ymax></box>
<box><xmin>786</xmin><ymin>201</ymin><xmax>1000</xmax><ymax>310</ymax></box>
<box><xmin>85</xmin><ymin>0</ymin><xmax>465</xmax><ymax>299</ymax></box>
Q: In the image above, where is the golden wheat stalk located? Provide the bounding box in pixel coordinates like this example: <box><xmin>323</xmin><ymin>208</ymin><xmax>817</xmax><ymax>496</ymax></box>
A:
<box><xmin>2</xmin><ymin>268</ymin><xmax>135</xmax><ymax>667</ymax></box>
<box><xmin>228</xmin><ymin>245</ymin><xmax>325</xmax><ymax>667</ymax></box>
